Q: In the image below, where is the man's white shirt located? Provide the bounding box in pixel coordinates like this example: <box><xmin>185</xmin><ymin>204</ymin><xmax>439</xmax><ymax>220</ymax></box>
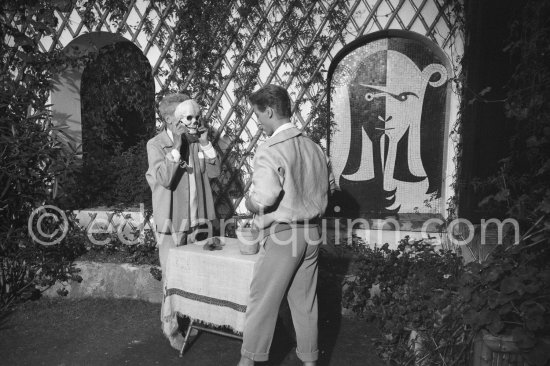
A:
<box><xmin>269</xmin><ymin>122</ymin><xmax>294</xmax><ymax>138</ymax></box>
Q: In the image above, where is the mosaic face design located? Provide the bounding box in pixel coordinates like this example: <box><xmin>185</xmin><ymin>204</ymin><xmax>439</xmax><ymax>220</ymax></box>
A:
<box><xmin>330</xmin><ymin>36</ymin><xmax>449</xmax><ymax>215</ymax></box>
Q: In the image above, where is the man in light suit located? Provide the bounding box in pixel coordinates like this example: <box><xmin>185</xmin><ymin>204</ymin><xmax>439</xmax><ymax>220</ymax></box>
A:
<box><xmin>145</xmin><ymin>93</ymin><xmax>220</xmax><ymax>349</ymax></box>
<box><xmin>237</xmin><ymin>84</ymin><xmax>334</xmax><ymax>366</ymax></box>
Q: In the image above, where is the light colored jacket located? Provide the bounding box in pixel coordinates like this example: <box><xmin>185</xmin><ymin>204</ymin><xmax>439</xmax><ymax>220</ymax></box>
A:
<box><xmin>145</xmin><ymin>130</ymin><xmax>220</xmax><ymax>233</ymax></box>
<box><xmin>251</xmin><ymin>127</ymin><xmax>333</xmax><ymax>230</ymax></box>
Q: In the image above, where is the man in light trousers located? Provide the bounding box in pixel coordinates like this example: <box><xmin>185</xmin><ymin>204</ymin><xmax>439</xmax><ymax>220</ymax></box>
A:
<box><xmin>237</xmin><ymin>84</ymin><xmax>334</xmax><ymax>366</ymax></box>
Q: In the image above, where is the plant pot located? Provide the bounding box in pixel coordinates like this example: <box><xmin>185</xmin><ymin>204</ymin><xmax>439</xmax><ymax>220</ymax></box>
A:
<box><xmin>472</xmin><ymin>330</ymin><xmax>528</xmax><ymax>366</ymax></box>
<box><xmin>236</xmin><ymin>227</ymin><xmax>260</xmax><ymax>255</ymax></box>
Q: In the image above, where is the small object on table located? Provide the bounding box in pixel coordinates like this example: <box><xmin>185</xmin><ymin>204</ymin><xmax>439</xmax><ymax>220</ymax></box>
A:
<box><xmin>236</xmin><ymin>227</ymin><xmax>260</xmax><ymax>255</ymax></box>
<box><xmin>202</xmin><ymin>236</ymin><xmax>224</xmax><ymax>251</ymax></box>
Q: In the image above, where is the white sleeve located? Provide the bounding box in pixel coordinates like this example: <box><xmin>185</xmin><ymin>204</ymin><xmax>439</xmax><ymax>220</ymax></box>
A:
<box><xmin>199</xmin><ymin>142</ymin><xmax>217</xmax><ymax>159</ymax></box>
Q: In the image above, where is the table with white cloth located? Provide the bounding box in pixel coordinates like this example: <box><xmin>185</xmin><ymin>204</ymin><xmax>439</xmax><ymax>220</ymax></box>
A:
<box><xmin>163</xmin><ymin>236</ymin><xmax>260</xmax><ymax>352</ymax></box>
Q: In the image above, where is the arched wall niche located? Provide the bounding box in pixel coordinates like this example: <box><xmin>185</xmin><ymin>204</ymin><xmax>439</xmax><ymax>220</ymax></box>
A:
<box><xmin>327</xmin><ymin>30</ymin><xmax>452</xmax><ymax>220</ymax></box>
<box><xmin>51</xmin><ymin>31</ymin><xmax>154</xmax><ymax>158</ymax></box>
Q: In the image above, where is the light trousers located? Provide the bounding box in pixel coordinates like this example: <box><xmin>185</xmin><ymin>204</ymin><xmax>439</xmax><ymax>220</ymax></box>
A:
<box><xmin>241</xmin><ymin>226</ymin><xmax>320</xmax><ymax>362</ymax></box>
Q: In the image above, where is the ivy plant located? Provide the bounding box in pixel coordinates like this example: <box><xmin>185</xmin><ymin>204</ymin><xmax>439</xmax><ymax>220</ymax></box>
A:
<box><xmin>341</xmin><ymin>236</ymin><xmax>468</xmax><ymax>365</ymax></box>
<box><xmin>460</xmin><ymin>230</ymin><xmax>550</xmax><ymax>366</ymax></box>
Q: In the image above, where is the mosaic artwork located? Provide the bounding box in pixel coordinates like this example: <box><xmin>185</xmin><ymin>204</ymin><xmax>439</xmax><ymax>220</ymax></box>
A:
<box><xmin>329</xmin><ymin>33</ymin><xmax>451</xmax><ymax>216</ymax></box>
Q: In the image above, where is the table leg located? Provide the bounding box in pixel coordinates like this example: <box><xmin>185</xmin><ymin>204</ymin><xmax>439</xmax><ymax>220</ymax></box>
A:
<box><xmin>179</xmin><ymin>318</ymin><xmax>195</xmax><ymax>358</ymax></box>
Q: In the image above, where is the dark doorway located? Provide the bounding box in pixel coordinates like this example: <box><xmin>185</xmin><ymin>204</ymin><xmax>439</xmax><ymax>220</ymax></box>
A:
<box><xmin>81</xmin><ymin>41</ymin><xmax>155</xmax><ymax>157</ymax></box>
<box><xmin>72</xmin><ymin>40</ymin><xmax>155</xmax><ymax>209</ymax></box>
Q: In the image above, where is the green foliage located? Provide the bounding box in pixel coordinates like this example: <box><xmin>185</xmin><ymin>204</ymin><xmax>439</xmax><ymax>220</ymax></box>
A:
<box><xmin>150</xmin><ymin>0</ymin><xmax>350</xmax><ymax>214</ymax></box>
<box><xmin>460</xmin><ymin>232</ymin><xmax>550</xmax><ymax>366</ymax></box>
<box><xmin>460</xmin><ymin>5</ymin><xmax>550</xmax><ymax>362</ymax></box>
<box><xmin>168</xmin><ymin>0</ymin><xmax>258</xmax><ymax>101</ymax></box>
<box><xmin>1</xmin><ymin>211</ymin><xmax>87</xmax><ymax>310</ymax></box>
<box><xmin>109</xmin><ymin>141</ymin><xmax>153</xmax><ymax>208</ymax></box>
<box><xmin>82</xmin><ymin>224</ymin><xmax>159</xmax><ymax>266</ymax></box>
<box><xmin>61</xmin><ymin>140</ymin><xmax>152</xmax><ymax>209</ymax></box>
<box><xmin>342</xmin><ymin>228</ymin><xmax>550</xmax><ymax>365</ymax></box>
<box><xmin>58</xmin><ymin>40</ymin><xmax>155</xmax><ymax>209</ymax></box>
<box><xmin>0</xmin><ymin>2</ymin><xmax>87</xmax><ymax>307</ymax></box>
<box><xmin>342</xmin><ymin>236</ymin><xmax>468</xmax><ymax>365</ymax></box>
<box><xmin>476</xmin><ymin>0</ymin><xmax>550</xmax><ymax>234</ymax></box>
<box><xmin>80</xmin><ymin>42</ymin><xmax>155</xmax><ymax>151</ymax></box>
<box><xmin>1</xmin><ymin>0</ymin><xmax>352</xmax><ymax>306</ymax></box>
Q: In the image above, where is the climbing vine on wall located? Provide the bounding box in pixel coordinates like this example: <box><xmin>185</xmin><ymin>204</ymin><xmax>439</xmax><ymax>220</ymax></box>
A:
<box><xmin>0</xmin><ymin>0</ymin><xmax>352</xmax><ymax>304</ymax></box>
<box><xmin>143</xmin><ymin>0</ymin><xmax>350</xmax><ymax>216</ymax></box>
<box><xmin>477</xmin><ymin>0</ymin><xmax>550</xmax><ymax>233</ymax></box>
<box><xmin>1</xmin><ymin>0</ymin><xmax>465</xmax><ymax>306</ymax></box>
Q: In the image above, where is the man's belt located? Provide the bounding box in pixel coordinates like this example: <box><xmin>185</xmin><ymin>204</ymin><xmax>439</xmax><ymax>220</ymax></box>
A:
<box><xmin>259</xmin><ymin>218</ymin><xmax>321</xmax><ymax>239</ymax></box>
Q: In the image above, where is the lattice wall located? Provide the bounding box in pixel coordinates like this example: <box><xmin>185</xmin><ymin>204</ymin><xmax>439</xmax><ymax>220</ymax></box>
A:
<box><xmin>15</xmin><ymin>0</ymin><xmax>464</xmax><ymax>217</ymax></box>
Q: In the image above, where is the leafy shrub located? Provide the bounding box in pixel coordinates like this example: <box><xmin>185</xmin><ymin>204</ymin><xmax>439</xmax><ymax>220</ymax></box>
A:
<box><xmin>476</xmin><ymin>0</ymin><xmax>550</xmax><ymax>247</ymax></box>
<box><xmin>460</xmin><ymin>2</ymin><xmax>550</xmax><ymax>362</ymax></box>
<box><xmin>1</xmin><ymin>212</ymin><xmax>87</xmax><ymax>309</ymax></box>
<box><xmin>342</xmin><ymin>236</ymin><xmax>468</xmax><ymax>365</ymax></box>
<box><xmin>0</xmin><ymin>2</ymin><xmax>157</xmax><ymax>306</ymax></box>
<box><xmin>1</xmin><ymin>2</ymin><xmax>84</xmax><ymax>306</ymax></box>
<box><xmin>60</xmin><ymin>139</ymin><xmax>152</xmax><ymax>209</ymax></box>
<box><xmin>57</xmin><ymin>40</ymin><xmax>155</xmax><ymax>210</ymax></box>
<box><xmin>460</xmin><ymin>232</ymin><xmax>550</xmax><ymax>366</ymax></box>
<box><xmin>81</xmin><ymin>219</ymin><xmax>159</xmax><ymax>266</ymax></box>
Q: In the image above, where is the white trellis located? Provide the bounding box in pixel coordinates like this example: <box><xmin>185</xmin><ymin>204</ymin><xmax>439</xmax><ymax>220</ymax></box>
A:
<box><xmin>10</xmin><ymin>0</ymin><xmax>464</xmax><ymax>217</ymax></box>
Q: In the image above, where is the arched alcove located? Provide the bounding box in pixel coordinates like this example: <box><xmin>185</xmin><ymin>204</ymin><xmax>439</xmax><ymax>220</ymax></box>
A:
<box><xmin>51</xmin><ymin>32</ymin><xmax>155</xmax><ymax>208</ymax></box>
<box><xmin>80</xmin><ymin>40</ymin><xmax>155</xmax><ymax>159</ymax></box>
<box><xmin>52</xmin><ymin>32</ymin><xmax>130</xmax><ymax>153</ymax></box>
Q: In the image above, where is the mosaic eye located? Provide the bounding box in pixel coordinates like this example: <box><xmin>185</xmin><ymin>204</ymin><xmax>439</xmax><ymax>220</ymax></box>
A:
<box><xmin>365</xmin><ymin>93</ymin><xmax>374</xmax><ymax>101</ymax></box>
<box><xmin>397</xmin><ymin>92</ymin><xmax>418</xmax><ymax>101</ymax></box>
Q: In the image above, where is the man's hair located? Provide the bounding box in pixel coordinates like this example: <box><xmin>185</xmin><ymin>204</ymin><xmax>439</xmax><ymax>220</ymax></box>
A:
<box><xmin>158</xmin><ymin>93</ymin><xmax>190</xmax><ymax>121</ymax></box>
<box><xmin>249</xmin><ymin>84</ymin><xmax>292</xmax><ymax>118</ymax></box>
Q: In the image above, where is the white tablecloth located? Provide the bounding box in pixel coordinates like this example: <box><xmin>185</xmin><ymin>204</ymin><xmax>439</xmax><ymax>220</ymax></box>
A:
<box><xmin>163</xmin><ymin>237</ymin><xmax>260</xmax><ymax>333</ymax></box>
